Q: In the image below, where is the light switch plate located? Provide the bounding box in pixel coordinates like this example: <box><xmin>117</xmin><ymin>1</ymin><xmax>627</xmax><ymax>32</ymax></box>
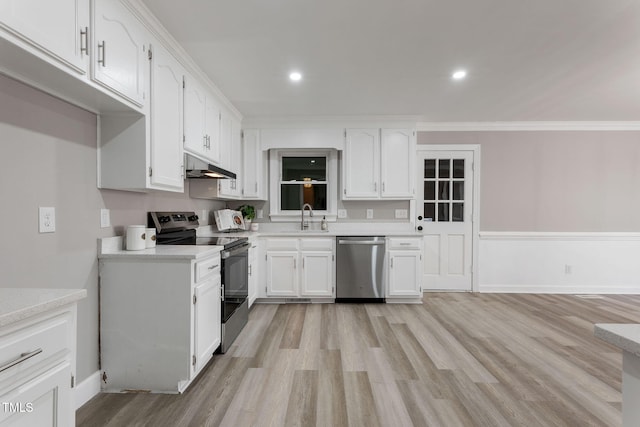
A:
<box><xmin>39</xmin><ymin>207</ymin><xmax>56</xmax><ymax>233</ymax></box>
<box><xmin>366</xmin><ymin>209</ymin><xmax>374</xmax><ymax>219</ymax></box>
<box><xmin>100</xmin><ymin>209</ymin><xmax>110</xmax><ymax>228</ymax></box>
<box><xmin>257</xmin><ymin>209</ymin><xmax>264</xmax><ymax>219</ymax></box>
<box><xmin>395</xmin><ymin>209</ymin><xmax>408</xmax><ymax>219</ymax></box>
<box><xmin>337</xmin><ymin>209</ymin><xmax>347</xmax><ymax>219</ymax></box>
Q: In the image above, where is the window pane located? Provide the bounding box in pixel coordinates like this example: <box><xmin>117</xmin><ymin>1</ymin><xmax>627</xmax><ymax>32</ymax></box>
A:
<box><xmin>439</xmin><ymin>159</ymin><xmax>450</xmax><ymax>178</ymax></box>
<box><xmin>281</xmin><ymin>184</ymin><xmax>327</xmax><ymax>210</ymax></box>
<box><xmin>424</xmin><ymin>159</ymin><xmax>436</xmax><ymax>179</ymax></box>
<box><xmin>282</xmin><ymin>157</ymin><xmax>326</xmax><ymax>181</ymax></box>
<box><xmin>438</xmin><ymin>181</ymin><xmax>450</xmax><ymax>200</ymax></box>
<box><xmin>452</xmin><ymin>203</ymin><xmax>464</xmax><ymax>222</ymax></box>
<box><xmin>453</xmin><ymin>181</ymin><xmax>464</xmax><ymax>200</ymax></box>
<box><xmin>438</xmin><ymin>203</ymin><xmax>449</xmax><ymax>222</ymax></box>
<box><xmin>424</xmin><ymin>203</ymin><xmax>435</xmax><ymax>221</ymax></box>
<box><xmin>424</xmin><ymin>181</ymin><xmax>435</xmax><ymax>200</ymax></box>
<box><xmin>453</xmin><ymin>159</ymin><xmax>465</xmax><ymax>178</ymax></box>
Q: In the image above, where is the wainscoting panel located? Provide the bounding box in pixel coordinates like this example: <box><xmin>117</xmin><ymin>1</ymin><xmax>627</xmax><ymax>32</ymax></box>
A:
<box><xmin>479</xmin><ymin>232</ymin><xmax>640</xmax><ymax>293</ymax></box>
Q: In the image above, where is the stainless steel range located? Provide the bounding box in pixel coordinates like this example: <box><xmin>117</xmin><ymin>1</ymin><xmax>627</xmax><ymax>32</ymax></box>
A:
<box><xmin>148</xmin><ymin>211</ymin><xmax>249</xmax><ymax>353</ymax></box>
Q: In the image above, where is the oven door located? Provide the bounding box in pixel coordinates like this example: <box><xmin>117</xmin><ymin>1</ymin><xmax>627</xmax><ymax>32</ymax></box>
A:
<box><xmin>221</xmin><ymin>243</ymin><xmax>249</xmax><ymax>323</ymax></box>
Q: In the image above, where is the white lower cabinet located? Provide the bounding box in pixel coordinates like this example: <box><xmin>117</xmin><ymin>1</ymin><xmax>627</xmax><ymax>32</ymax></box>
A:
<box><xmin>264</xmin><ymin>238</ymin><xmax>335</xmax><ymax>299</ymax></box>
<box><xmin>0</xmin><ymin>304</ymin><xmax>78</xmax><ymax>427</ymax></box>
<box><xmin>386</xmin><ymin>237</ymin><xmax>423</xmax><ymax>299</ymax></box>
<box><xmin>99</xmin><ymin>252</ymin><xmax>222</xmax><ymax>393</ymax></box>
<box><xmin>248</xmin><ymin>240</ymin><xmax>259</xmax><ymax>306</ymax></box>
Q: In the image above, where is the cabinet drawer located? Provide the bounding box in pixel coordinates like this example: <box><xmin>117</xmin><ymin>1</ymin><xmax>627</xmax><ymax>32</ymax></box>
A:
<box><xmin>0</xmin><ymin>313</ymin><xmax>71</xmax><ymax>380</ymax></box>
<box><xmin>265</xmin><ymin>239</ymin><xmax>299</xmax><ymax>251</ymax></box>
<box><xmin>195</xmin><ymin>255</ymin><xmax>221</xmax><ymax>282</ymax></box>
<box><xmin>300</xmin><ymin>238</ymin><xmax>334</xmax><ymax>251</ymax></box>
<box><xmin>387</xmin><ymin>238</ymin><xmax>422</xmax><ymax>250</ymax></box>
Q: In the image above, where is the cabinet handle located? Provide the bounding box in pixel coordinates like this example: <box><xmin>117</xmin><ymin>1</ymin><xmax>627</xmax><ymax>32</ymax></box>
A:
<box><xmin>255</xmin><ymin>182</ymin><xmax>258</xmax><ymax>192</ymax></box>
<box><xmin>80</xmin><ymin>27</ymin><xmax>89</xmax><ymax>55</ymax></box>
<box><xmin>249</xmin><ymin>265</ymin><xmax>252</xmax><ymax>276</ymax></box>
<box><xmin>374</xmin><ymin>182</ymin><xmax>377</xmax><ymax>192</ymax></box>
<box><xmin>382</xmin><ymin>182</ymin><xmax>385</xmax><ymax>192</ymax></box>
<box><xmin>98</xmin><ymin>41</ymin><xmax>106</xmax><ymax>66</ymax></box>
<box><xmin>207</xmin><ymin>135</ymin><xmax>211</xmax><ymax>149</ymax></box>
<box><xmin>0</xmin><ymin>348</ymin><xmax>43</xmax><ymax>373</ymax></box>
<box><xmin>400</xmin><ymin>243</ymin><xmax>411</xmax><ymax>246</ymax></box>
<box><xmin>208</xmin><ymin>264</ymin><xmax>219</xmax><ymax>270</ymax></box>
<box><xmin>294</xmin><ymin>259</ymin><xmax>296</xmax><ymax>269</ymax></box>
<box><xmin>391</xmin><ymin>258</ymin><xmax>394</xmax><ymax>268</ymax></box>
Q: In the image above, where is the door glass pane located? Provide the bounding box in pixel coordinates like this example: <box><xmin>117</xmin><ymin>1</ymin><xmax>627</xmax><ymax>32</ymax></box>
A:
<box><xmin>424</xmin><ymin>181</ymin><xmax>435</xmax><ymax>200</ymax></box>
<box><xmin>452</xmin><ymin>203</ymin><xmax>464</xmax><ymax>222</ymax></box>
<box><xmin>424</xmin><ymin>203</ymin><xmax>435</xmax><ymax>221</ymax></box>
<box><xmin>453</xmin><ymin>181</ymin><xmax>464</xmax><ymax>200</ymax></box>
<box><xmin>282</xmin><ymin>157</ymin><xmax>326</xmax><ymax>181</ymax></box>
<box><xmin>439</xmin><ymin>159</ymin><xmax>450</xmax><ymax>178</ymax></box>
<box><xmin>438</xmin><ymin>203</ymin><xmax>449</xmax><ymax>222</ymax></box>
<box><xmin>281</xmin><ymin>184</ymin><xmax>327</xmax><ymax>210</ymax></box>
<box><xmin>424</xmin><ymin>159</ymin><xmax>436</xmax><ymax>178</ymax></box>
<box><xmin>453</xmin><ymin>159</ymin><xmax>465</xmax><ymax>178</ymax></box>
<box><xmin>438</xmin><ymin>181</ymin><xmax>450</xmax><ymax>200</ymax></box>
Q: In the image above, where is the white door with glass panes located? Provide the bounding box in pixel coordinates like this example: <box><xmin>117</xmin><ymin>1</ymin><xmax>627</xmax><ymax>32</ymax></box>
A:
<box><xmin>417</xmin><ymin>150</ymin><xmax>474</xmax><ymax>291</ymax></box>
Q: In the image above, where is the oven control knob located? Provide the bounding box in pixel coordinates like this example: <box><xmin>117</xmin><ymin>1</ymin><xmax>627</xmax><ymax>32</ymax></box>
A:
<box><xmin>188</xmin><ymin>214</ymin><xmax>199</xmax><ymax>222</ymax></box>
<box><xmin>158</xmin><ymin>216</ymin><xmax>171</xmax><ymax>223</ymax></box>
<box><xmin>417</xmin><ymin>226</ymin><xmax>423</xmax><ymax>231</ymax></box>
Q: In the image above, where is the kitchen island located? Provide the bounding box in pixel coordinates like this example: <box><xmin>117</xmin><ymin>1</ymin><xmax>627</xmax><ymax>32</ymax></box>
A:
<box><xmin>595</xmin><ymin>323</ymin><xmax>640</xmax><ymax>427</ymax></box>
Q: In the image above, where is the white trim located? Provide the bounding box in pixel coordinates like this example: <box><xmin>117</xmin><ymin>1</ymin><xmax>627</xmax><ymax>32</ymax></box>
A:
<box><xmin>416</xmin><ymin>121</ymin><xmax>640</xmax><ymax>132</ymax></box>
<box><xmin>74</xmin><ymin>370</ymin><xmax>101</xmax><ymax>410</ymax></box>
<box><xmin>242</xmin><ymin>115</ymin><xmax>420</xmax><ymax>129</ymax></box>
<box><xmin>480</xmin><ymin>231</ymin><xmax>640</xmax><ymax>241</ymax></box>
<box><xmin>480</xmin><ymin>285</ymin><xmax>640</xmax><ymax>294</ymax></box>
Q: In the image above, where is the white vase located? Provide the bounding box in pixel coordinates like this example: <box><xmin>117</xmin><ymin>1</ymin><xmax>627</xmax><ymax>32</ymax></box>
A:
<box><xmin>244</xmin><ymin>219</ymin><xmax>252</xmax><ymax>230</ymax></box>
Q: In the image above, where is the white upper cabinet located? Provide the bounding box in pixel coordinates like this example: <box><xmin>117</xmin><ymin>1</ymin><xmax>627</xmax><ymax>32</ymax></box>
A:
<box><xmin>0</xmin><ymin>0</ymin><xmax>89</xmax><ymax>74</ymax></box>
<box><xmin>380</xmin><ymin>129</ymin><xmax>415</xmax><ymax>198</ymax></box>
<box><xmin>343</xmin><ymin>129</ymin><xmax>380</xmax><ymax>198</ymax></box>
<box><xmin>148</xmin><ymin>41</ymin><xmax>184</xmax><ymax>192</ymax></box>
<box><xmin>92</xmin><ymin>0</ymin><xmax>147</xmax><ymax>106</ymax></box>
<box><xmin>241</xmin><ymin>129</ymin><xmax>266</xmax><ymax>200</ymax></box>
<box><xmin>183</xmin><ymin>76</ymin><xmax>221</xmax><ymax>164</ymax></box>
<box><xmin>216</xmin><ymin>112</ymin><xmax>242</xmax><ymax>198</ymax></box>
<box><xmin>342</xmin><ymin>128</ymin><xmax>415</xmax><ymax>200</ymax></box>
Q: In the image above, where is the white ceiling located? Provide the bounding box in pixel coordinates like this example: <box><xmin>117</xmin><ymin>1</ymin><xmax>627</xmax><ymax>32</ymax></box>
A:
<box><xmin>142</xmin><ymin>0</ymin><xmax>640</xmax><ymax>121</ymax></box>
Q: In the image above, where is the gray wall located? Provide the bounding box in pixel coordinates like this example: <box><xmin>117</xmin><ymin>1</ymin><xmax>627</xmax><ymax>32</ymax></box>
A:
<box><xmin>418</xmin><ymin>130</ymin><xmax>640</xmax><ymax>232</ymax></box>
<box><xmin>0</xmin><ymin>75</ymin><xmax>224</xmax><ymax>383</ymax></box>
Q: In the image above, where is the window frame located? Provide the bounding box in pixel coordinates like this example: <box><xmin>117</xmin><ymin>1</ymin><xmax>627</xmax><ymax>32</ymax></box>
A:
<box><xmin>269</xmin><ymin>149</ymin><xmax>338</xmax><ymax>222</ymax></box>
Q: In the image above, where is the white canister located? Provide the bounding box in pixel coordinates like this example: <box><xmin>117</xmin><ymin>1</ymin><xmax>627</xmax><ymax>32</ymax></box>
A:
<box><xmin>126</xmin><ymin>225</ymin><xmax>146</xmax><ymax>251</ymax></box>
<box><xmin>145</xmin><ymin>228</ymin><xmax>156</xmax><ymax>248</ymax></box>
<box><xmin>250</xmin><ymin>222</ymin><xmax>259</xmax><ymax>232</ymax></box>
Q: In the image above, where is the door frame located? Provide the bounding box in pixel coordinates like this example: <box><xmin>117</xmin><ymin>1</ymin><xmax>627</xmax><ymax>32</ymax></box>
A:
<box><xmin>410</xmin><ymin>144</ymin><xmax>481</xmax><ymax>292</ymax></box>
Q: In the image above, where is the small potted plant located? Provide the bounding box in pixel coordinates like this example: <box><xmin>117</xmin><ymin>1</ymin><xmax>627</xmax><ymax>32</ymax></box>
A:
<box><xmin>238</xmin><ymin>204</ymin><xmax>256</xmax><ymax>230</ymax></box>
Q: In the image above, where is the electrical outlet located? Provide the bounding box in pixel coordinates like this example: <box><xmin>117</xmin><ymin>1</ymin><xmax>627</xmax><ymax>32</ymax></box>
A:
<box><xmin>395</xmin><ymin>209</ymin><xmax>408</xmax><ymax>219</ymax></box>
<box><xmin>39</xmin><ymin>207</ymin><xmax>56</xmax><ymax>233</ymax></box>
<box><xmin>366</xmin><ymin>209</ymin><xmax>374</xmax><ymax>219</ymax></box>
<box><xmin>338</xmin><ymin>209</ymin><xmax>347</xmax><ymax>219</ymax></box>
<box><xmin>200</xmin><ymin>209</ymin><xmax>208</xmax><ymax>224</ymax></box>
<box><xmin>565</xmin><ymin>264</ymin><xmax>573</xmax><ymax>275</ymax></box>
<box><xmin>257</xmin><ymin>209</ymin><xmax>263</xmax><ymax>219</ymax></box>
<box><xmin>100</xmin><ymin>209</ymin><xmax>110</xmax><ymax>228</ymax></box>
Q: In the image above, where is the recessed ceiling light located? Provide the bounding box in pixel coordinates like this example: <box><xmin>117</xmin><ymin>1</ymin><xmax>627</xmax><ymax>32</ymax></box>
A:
<box><xmin>452</xmin><ymin>70</ymin><xmax>467</xmax><ymax>80</ymax></box>
<box><xmin>289</xmin><ymin>71</ymin><xmax>302</xmax><ymax>82</ymax></box>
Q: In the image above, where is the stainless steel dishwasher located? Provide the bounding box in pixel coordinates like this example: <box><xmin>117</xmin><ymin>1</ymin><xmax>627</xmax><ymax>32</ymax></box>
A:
<box><xmin>336</xmin><ymin>236</ymin><xmax>385</xmax><ymax>302</ymax></box>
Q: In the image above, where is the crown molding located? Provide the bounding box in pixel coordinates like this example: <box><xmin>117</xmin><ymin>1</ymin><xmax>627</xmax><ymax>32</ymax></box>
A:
<box><xmin>416</xmin><ymin>121</ymin><xmax>640</xmax><ymax>131</ymax></box>
<box><xmin>242</xmin><ymin>115</ymin><xmax>421</xmax><ymax>129</ymax></box>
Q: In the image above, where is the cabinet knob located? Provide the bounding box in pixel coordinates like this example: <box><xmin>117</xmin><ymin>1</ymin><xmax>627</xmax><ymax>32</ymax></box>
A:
<box><xmin>417</xmin><ymin>226</ymin><xmax>423</xmax><ymax>231</ymax></box>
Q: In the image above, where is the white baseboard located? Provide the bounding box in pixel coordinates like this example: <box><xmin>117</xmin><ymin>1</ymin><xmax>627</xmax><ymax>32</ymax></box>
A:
<box><xmin>478</xmin><ymin>232</ymin><xmax>640</xmax><ymax>294</ymax></box>
<box><xmin>75</xmin><ymin>370</ymin><xmax>101</xmax><ymax>410</ymax></box>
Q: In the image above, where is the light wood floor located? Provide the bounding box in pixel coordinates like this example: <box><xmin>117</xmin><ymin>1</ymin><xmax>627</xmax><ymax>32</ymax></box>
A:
<box><xmin>77</xmin><ymin>293</ymin><xmax>640</xmax><ymax>426</ymax></box>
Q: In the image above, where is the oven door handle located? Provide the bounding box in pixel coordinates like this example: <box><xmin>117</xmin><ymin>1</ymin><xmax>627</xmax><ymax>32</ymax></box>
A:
<box><xmin>221</xmin><ymin>242</ymin><xmax>250</xmax><ymax>259</ymax></box>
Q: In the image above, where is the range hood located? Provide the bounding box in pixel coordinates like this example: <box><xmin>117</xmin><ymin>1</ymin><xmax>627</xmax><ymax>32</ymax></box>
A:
<box><xmin>184</xmin><ymin>153</ymin><xmax>236</xmax><ymax>179</ymax></box>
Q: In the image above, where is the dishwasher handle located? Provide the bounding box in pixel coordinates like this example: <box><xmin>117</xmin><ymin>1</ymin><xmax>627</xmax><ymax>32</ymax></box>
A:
<box><xmin>338</xmin><ymin>240</ymin><xmax>385</xmax><ymax>245</ymax></box>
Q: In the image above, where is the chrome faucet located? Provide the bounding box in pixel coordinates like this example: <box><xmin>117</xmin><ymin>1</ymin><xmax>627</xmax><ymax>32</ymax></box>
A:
<box><xmin>301</xmin><ymin>203</ymin><xmax>313</xmax><ymax>230</ymax></box>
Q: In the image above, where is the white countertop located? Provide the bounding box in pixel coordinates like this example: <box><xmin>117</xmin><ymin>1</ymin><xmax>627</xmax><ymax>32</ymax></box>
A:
<box><xmin>0</xmin><ymin>288</ymin><xmax>87</xmax><ymax>328</ymax></box>
<box><xmin>98</xmin><ymin>236</ymin><xmax>222</xmax><ymax>260</ymax></box>
<box><xmin>196</xmin><ymin>226</ymin><xmax>422</xmax><ymax>238</ymax></box>
<box><xmin>595</xmin><ymin>323</ymin><xmax>640</xmax><ymax>357</ymax></box>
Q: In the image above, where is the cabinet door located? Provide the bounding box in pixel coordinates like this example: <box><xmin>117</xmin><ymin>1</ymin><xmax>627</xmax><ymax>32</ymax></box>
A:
<box><xmin>193</xmin><ymin>275</ymin><xmax>221</xmax><ymax>374</ymax></box>
<box><xmin>218</xmin><ymin>113</ymin><xmax>240</xmax><ymax>198</ymax></box>
<box><xmin>387</xmin><ymin>251</ymin><xmax>422</xmax><ymax>297</ymax></box>
<box><xmin>266</xmin><ymin>252</ymin><xmax>298</xmax><ymax>296</ymax></box>
<box><xmin>149</xmin><ymin>42</ymin><xmax>184</xmax><ymax>192</ymax></box>
<box><xmin>183</xmin><ymin>76</ymin><xmax>207</xmax><ymax>160</ymax></box>
<box><xmin>92</xmin><ymin>0</ymin><xmax>146</xmax><ymax>106</ymax></box>
<box><xmin>242</xmin><ymin>129</ymin><xmax>263</xmax><ymax>199</ymax></box>
<box><xmin>380</xmin><ymin>129</ymin><xmax>415</xmax><ymax>198</ymax></box>
<box><xmin>204</xmin><ymin>96</ymin><xmax>221</xmax><ymax>164</ymax></box>
<box><xmin>0</xmin><ymin>361</ymin><xmax>72</xmax><ymax>426</ymax></box>
<box><xmin>248</xmin><ymin>242</ymin><xmax>258</xmax><ymax>306</ymax></box>
<box><xmin>300</xmin><ymin>251</ymin><xmax>334</xmax><ymax>297</ymax></box>
<box><xmin>343</xmin><ymin>129</ymin><xmax>380</xmax><ymax>199</ymax></box>
<box><xmin>0</xmin><ymin>0</ymin><xmax>88</xmax><ymax>73</ymax></box>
